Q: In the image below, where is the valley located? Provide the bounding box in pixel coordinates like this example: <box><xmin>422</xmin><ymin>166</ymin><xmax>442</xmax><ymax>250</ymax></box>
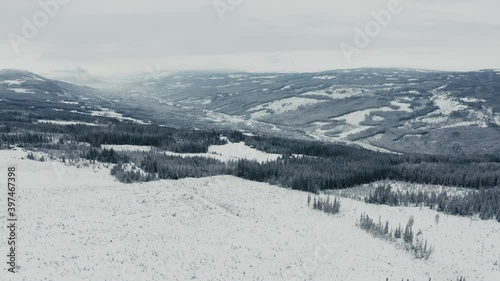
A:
<box><xmin>1</xmin><ymin>67</ymin><xmax>499</xmax><ymax>281</ymax></box>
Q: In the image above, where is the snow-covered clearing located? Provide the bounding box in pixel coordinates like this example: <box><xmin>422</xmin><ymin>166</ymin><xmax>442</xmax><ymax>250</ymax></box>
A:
<box><xmin>248</xmin><ymin>97</ymin><xmax>323</xmax><ymax>119</ymax></box>
<box><xmin>1</xmin><ymin>80</ymin><xmax>24</xmax><ymax>85</ymax></box>
<box><xmin>59</xmin><ymin>100</ymin><xmax>79</xmax><ymax>105</ymax></box>
<box><xmin>101</xmin><ymin>145</ymin><xmax>153</xmax><ymax>152</ymax></box>
<box><xmin>302</xmin><ymin>87</ymin><xmax>371</xmax><ymax>100</ymax></box>
<box><xmin>312</xmin><ymin>75</ymin><xmax>336</xmax><ymax>80</ymax></box>
<box><xmin>90</xmin><ymin>108</ymin><xmax>149</xmax><ymax>124</ymax></box>
<box><xmin>207</xmin><ymin>141</ymin><xmax>281</xmax><ymax>163</ymax></box>
<box><xmin>11</xmin><ymin>88</ymin><xmax>35</xmax><ymax>94</ymax></box>
<box><xmin>432</xmin><ymin>94</ymin><xmax>467</xmax><ymax>115</ymax></box>
<box><xmin>430</xmin><ymin>86</ymin><xmax>468</xmax><ymax>116</ymax></box>
<box><xmin>101</xmin><ymin>142</ymin><xmax>280</xmax><ymax>164</ymax></box>
<box><xmin>306</xmin><ymin>130</ymin><xmax>396</xmax><ymax>154</ymax></box>
<box><xmin>38</xmin><ymin>120</ymin><xmax>101</xmax><ymax>126</ymax></box>
<box><xmin>1</xmin><ymin>150</ymin><xmax>498</xmax><ymax>281</ymax></box>
<box><xmin>329</xmin><ymin>107</ymin><xmax>389</xmax><ymax>139</ymax></box>
<box><xmin>325</xmin><ymin>102</ymin><xmax>412</xmax><ymax>139</ymax></box>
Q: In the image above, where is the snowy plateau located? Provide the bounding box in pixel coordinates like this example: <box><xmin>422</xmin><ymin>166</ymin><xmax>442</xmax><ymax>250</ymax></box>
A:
<box><xmin>1</xmin><ymin>149</ymin><xmax>499</xmax><ymax>281</ymax></box>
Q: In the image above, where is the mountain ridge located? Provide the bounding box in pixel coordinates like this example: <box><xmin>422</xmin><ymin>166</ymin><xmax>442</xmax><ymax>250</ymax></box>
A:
<box><xmin>2</xmin><ymin>68</ymin><xmax>499</xmax><ymax>155</ymax></box>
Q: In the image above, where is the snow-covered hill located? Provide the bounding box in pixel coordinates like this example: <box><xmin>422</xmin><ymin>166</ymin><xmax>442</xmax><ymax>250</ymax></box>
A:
<box><xmin>94</xmin><ymin>68</ymin><xmax>500</xmax><ymax>155</ymax></box>
<box><xmin>1</xmin><ymin>150</ymin><xmax>499</xmax><ymax>281</ymax></box>
<box><xmin>3</xmin><ymin>68</ymin><xmax>500</xmax><ymax>155</ymax></box>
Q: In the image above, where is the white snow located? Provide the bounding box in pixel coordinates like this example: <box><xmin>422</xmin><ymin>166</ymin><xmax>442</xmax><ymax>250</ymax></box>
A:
<box><xmin>0</xmin><ymin>79</ymin><xmax>24</xmax><ymax>85</ymax></box>
<box><xmin>1</xmin><ymin>150</ymin><xmax>498</xmax><ymax>281</ymax></box>
<box><xmin>37</xmin><ymin>120</ymin><xmax>101</xmax><ymax>126</ymax></box>
<box><xmin>248</xmin><ymin>97</ymin><xmax>323</xmax><ymax>119</ymax></box>
<box><xmin>429</xmin><ymin>85</ymin><xmax>467</xmax><ymax>116</ymax></box>
<box><xmin>59</xmin><ymin>100</ymin><xmax>79</xmax><ymax>105</ymax></box>
<box><xmin>90</xmin><ymin>108</ymin><xmax>149</xmax><ymax>124</ymax></box>
<box><xmin>432</xmin><ymin>94</ymin><xmax>467</xmax><ymax>115</ymax></box>
<box><xmin>312</xmin><ymin>75</ymin><xmax>336</xmax><ymax>80</ymax></box>
<box><xmin>207</xmin><ymin>141</ymin><xmax>281</xmax><ymax>163</ymax></box>
<box><xmin>11</xmin><ymin>88</ymin><xmax>35</xmax><ymax>94</ymax></box>
<box><xmin>335</xmin><ymin>125</ymin><xmax>373</xmax><ymax>139</ymax></box>
<box><xmin>333</xmin><ymin>109</ymin><xmax>377</xmax><ymax>126</ymax></box>
<box><xmin>228</xmin><ymin>74</ymin><xmax>246</xmax><ymax>79</ymax></box>
<box><xmin>101</xmin><ymin>145</ymin><xmax>153</xmax><ymax>152</ymax></box>
<box><xmin>302</xmin><ymin>87</ymin><xmax>372</xmax><ymax>100</ymax></box>
<box><xmin>100</xmin><ymin>142</ymin><xmax>280</xmax><ymax>164</ymax></box>
<box><xmin>276</xmin><ymin>85</ymin><xmax>293</xmax><ymax>91</ymax></box>
<box><xmin>325</xmin><ymin>104</ymin><xmax>412</xmax><ymax>140</ymax></box>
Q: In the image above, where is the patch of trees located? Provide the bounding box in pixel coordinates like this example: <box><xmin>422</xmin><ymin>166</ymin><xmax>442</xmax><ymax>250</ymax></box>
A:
<box><xmin>359</xmin><ymin>213</ymin><xmax>433</xmax><ymax>260</ymax></box>
<box><xmin>240</xmin><ymin>136</ymin><xmax>500</xmax><ymax>189</ymax></box>
<box><xmin>3</xmin><ymin>112</ymin><xmax>500</xmax><ymax>193</ymax></box>
<box><xmin>0</xmin><ymin>115</ymin><xmax>238</xmax><ymax>153</ymax></box>
<box><xmin>235</xmin><ymin>156</ymin><xmax>389</xmax><ymax>192</ymax></box>
<box><xmin>139</xmin><ymin>153</ymin><xmax>234</xmax><ymax>180</ymax></box>
<box><xmin>365</xmin><ymin>185</ymin><xmax>500</xmax><ymax>222</ymax></box>
<box><xmin>0</xmin><ymin>132</ymin><xmax>51</xmax><ymax>146</ymax></box>
<box><xmin>111</xmin><ymin>163</ymin><xmax>156</xmax><ymax>183</ymax></box>
<box><xmin>308</xmin><ymin>195</ymin><xmax>341</xmax><ymax>215</ymax></box>
<box><xmin>71</xmin><ymin>125</ymin><xmax>228</xmax><ymax>152</ymax></box>
<box><xmin>82</xmin><ymin>148</ymin><xmax>129</xmax><ymax>164</ymax></box>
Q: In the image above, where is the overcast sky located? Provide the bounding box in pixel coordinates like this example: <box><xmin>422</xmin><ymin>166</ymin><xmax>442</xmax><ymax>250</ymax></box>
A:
<box><xmin>0</xmin><ymin>0</ymin><xmax>499</xmax><ymax>75</ymax></box>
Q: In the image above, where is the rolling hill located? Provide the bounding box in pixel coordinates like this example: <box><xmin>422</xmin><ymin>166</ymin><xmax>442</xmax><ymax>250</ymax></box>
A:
<box><xmin>3</xmin><ymin>68</ymin><xmax>500</xmax><ymax>155</ymax></box>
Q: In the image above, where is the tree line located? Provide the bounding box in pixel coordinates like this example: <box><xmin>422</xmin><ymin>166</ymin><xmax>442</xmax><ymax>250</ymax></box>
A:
<box><xmin>365</xmin><ymin>185</ymin><xmax>500</xmax><ymax>222</ymax></box>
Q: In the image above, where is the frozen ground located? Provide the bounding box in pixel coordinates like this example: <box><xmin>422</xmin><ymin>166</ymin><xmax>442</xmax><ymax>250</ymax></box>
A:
<box><xmin>247</xmin><ymin>97</ymin><xmax>323</xmax><ymax>119</ymax></box>
<box><xmin>0</xmin><ymin>149</ymin><xmax>499</xmax><ymax>281</ymax></box>
<box><xmin>100</xmin><ymin>142</ymin><xmax>280</xmax><ymax>163</ymax></box>
<box><xmin>207</xmin><ymin>141</ymin><xmax>281</xmax><ymax>163</ymax></box>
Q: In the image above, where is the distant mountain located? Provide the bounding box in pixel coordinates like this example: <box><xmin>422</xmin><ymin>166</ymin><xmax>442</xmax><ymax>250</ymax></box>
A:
<box><xmin>3</xmin><ymin>68</ymin><xmax>500</xmax><ymax>155</ymax></box>
<box><xmin>44</xmin><ymin>66</ymin><xmax>106</xmax><ymax>88</ymax></box>
<box><xmin>0</xmin><ymin>69</ymin><xmax>108</xmax><ymax>121</ymax></box>
<box><xmin>114</xmin><ymin>68</ymin><xmax>500</xmax><ymax>155</ymax></box>
<box><xmin>0</xmin><ymin>69</ymin><xmax>67</xmax><ymax>95</ymax></box>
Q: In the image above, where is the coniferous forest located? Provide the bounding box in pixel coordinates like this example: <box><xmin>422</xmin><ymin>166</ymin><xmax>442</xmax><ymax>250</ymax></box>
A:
<box><xmin>1</xmin><ymin>109</ymin><xmax>500</xmax><ymax>222</ymax></box>
<box><xmin>365</xmin><ymin>185</ymin><xmax>500</xmax><ymax>222</ymax></box>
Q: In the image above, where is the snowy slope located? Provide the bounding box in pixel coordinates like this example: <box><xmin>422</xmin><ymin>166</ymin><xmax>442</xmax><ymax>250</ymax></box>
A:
<box><xmin>100</xmin><ymin>142</ymin><xmax>281</xmax><ymax>163</ymax></box>
<box><xmin>0</xmin><ymin>150</ymin><xmax>499</xmax><ymax>281</ymax></box>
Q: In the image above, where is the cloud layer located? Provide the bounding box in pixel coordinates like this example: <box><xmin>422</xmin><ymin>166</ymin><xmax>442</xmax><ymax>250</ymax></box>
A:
<box><xmin>1</xmin><ymin>0</ymin><xmax>499</xmax><ymax>74</ymax></box>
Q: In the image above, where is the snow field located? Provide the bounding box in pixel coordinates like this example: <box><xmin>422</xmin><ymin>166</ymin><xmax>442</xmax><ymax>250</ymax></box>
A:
<box><xmin>0</xmin><ymin>150</ymin><xmax>499</xmax><ymax>281</ymax></box>
<box><xmin>247</xmin><ymin>97</ymin><xmax>323</xmax><ymax>119</ymax></box>
<box><xmin>98</xmin><ymin>142</ymin><xmax>280</xmax><ymax>164</ymax></box>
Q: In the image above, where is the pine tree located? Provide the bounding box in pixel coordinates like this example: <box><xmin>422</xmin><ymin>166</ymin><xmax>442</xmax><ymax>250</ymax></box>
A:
<box><xmin>394</xmin><ymin>224</ymin><xmax>402</xmax><ymax>239</ymax></box>
<box><xmin>404</xmin><ymin>217</ymin><xmax>414</xmax><ymax>244</ymax></box>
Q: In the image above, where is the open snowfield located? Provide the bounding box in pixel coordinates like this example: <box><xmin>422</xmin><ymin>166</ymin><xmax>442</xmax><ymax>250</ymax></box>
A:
<box><xmin>248</xmin><ymin>97</ymin><xmax>323</xmax><ymax>119</ymax></box>
<box><xmin>38</xmin><ymin>120</ymin><xmax>102</xmax><ymax>127</ymax></box>
<box><xmin>1</xmin><ymin>149</ymin><xmax>499</xmax><ymax>281</ymax></box>
<box><xmin>100</xmin><ymin>142</ymin><xmax>281</xmax><ymax>164</ymax></box>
